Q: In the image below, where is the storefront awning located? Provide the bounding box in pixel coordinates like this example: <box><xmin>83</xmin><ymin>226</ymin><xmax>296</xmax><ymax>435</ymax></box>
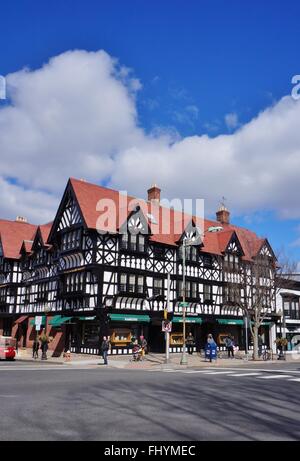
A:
<box><xmin>109</xmin><ymin>313</ymin><xmax>150</xmax><ymax>323</ymax></box>
<box><xmin>48</xmin><ymin>315</ymin><xmax>72</xmax><ymax>326</ymax></box>
<box><xmin>172</xmin><ymin>317</ymin><xmax>202</xmax><ymax>324</ymax></box>
<box><xmin>29</xmin><ymin>316</ymin><xmax>46</xmax><ymax>326</ymax></box>
<box><xmin>14</xmin><ymin>315</ymin><xmax>28</xmax><ymax>324</ymax></box>
<box><xmin>217</xmin><ymin>319</ymin><xmax>244</xmax><ymax>325</ymax></box>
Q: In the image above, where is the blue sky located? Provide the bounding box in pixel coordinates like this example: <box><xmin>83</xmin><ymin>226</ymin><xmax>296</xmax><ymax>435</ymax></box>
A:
<box><xmin>1</xmin><ymin>0</ymin><xmax>300</xmax><ymax>263</ymax></box>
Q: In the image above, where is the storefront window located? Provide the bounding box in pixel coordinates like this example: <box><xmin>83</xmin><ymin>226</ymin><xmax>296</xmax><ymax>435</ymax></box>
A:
<box><xmin>82</xmin><ymin>322</ymin><xmax>100</xmax><ymax>345</ymax></box>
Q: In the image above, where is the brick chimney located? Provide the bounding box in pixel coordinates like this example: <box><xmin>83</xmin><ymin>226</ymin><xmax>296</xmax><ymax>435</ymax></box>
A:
<box><xmin>147</xmin><ymin>184</ymin><xmax>161</xmax><ymax>205</ymax></box>
<box><xmin>216</xmin><ymin>205</ymin><xmax>230</xmax><ymax>225</ymax></box>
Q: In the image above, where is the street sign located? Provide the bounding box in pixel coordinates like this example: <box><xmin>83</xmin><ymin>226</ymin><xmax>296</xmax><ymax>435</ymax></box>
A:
<box><xmin>179</xmin><ymin>302</ymin><xmax>189</xmax><ymax>307</ymax></box>
<box><xmin>35</xmin><ymin>316</ymin><xmax>43</xmax><ymax>325</ymax></box>
<box><xmin>35</xmin><ymin>316</ymin><xmax>43</xmax><ymax>331</ymax></box>
<box><xmin>162</xmin><ymin>320</ymin><xmax>172</xmax><ymax>333</ymax></box>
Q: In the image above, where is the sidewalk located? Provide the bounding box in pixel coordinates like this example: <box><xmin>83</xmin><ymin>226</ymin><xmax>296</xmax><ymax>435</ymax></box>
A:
<box><xmin>15</xmin><ymin>348</ymin><xmax>300</xmax><ymax>369</ymax></box>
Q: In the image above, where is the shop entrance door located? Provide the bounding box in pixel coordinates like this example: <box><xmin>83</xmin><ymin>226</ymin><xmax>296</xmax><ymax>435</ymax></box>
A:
<box><xmin>148</xmin><ymin>325</ymin><xmax>165</xmax><ymax>353</ymax></box>
<box><xmin>21</xmin><ymin>322</ymin><xmax>27</xmax><ymax>347</ymax></box>
<box><xmin>200</xmin><ymin>321</ymin><xmax>216</xmax><ymax>349</ymax></box>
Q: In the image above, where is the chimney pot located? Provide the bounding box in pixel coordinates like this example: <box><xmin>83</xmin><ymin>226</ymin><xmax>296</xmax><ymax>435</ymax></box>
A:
<box><xmin>15</xmin><ymin>216</ymin><xmax>28</xmax><ymax>223</ymax></box>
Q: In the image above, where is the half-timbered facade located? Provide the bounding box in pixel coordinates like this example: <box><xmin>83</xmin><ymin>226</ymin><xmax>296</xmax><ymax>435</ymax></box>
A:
<box><xmin>0</xmin><ymin>178</ymin><xmax>279</xmax><ymax>355</ymax></box>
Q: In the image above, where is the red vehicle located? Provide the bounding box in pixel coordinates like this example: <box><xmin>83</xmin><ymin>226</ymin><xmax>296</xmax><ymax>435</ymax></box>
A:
<box><xmin>0</xmin><ymin>336</ymin><xmax>16</xmax><ymax>360</ymax></box>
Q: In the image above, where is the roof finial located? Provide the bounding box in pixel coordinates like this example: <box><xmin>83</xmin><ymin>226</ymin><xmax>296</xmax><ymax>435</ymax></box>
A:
<box><xmin>219</xmin><ymin>196</ymin><xmax>228</xmax><ymax>211</ymax></box>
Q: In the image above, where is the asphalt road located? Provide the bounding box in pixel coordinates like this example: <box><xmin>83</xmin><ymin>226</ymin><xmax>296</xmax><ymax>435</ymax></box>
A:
<box><xmin>1</xmin><ymin>361</ymin><xmax>300</xmax><ymax>441</ymax></box>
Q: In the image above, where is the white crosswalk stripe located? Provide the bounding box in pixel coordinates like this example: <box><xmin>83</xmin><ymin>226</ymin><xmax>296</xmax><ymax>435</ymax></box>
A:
<box><xmin>258</xmin><ymin>374</ymin><xmax>293</xmax><ymax>380</ymax></box>
<box><xmin>229</xmin><ymin>372</ymin><xmax>262</xmax><ymax>377</ymax></box>
<box><xmin>147</xmin><ymin>368</ymin><xmax>300</xmax><ymax>383</ymax></box>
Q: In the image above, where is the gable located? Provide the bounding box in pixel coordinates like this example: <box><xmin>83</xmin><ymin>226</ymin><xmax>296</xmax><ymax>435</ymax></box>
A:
<box><xmin>180</xmin><ymin>220</ymin><xmax>203</xmax><ymax>246</ymax></box>
<box><xmin>31</xmin><ymin>228</ymin><xmax>44</xmax><ymax>252</ymax></box>
<box><xmin>259</xmin><ymin>240</ymin><xmax>275</xmax><ymax>259</ymax></box>
<box><xmin>49</xmin><ymin>183</ymin><xmax>84</xmax><ymax>242</ymax></box>
<box><xmin>58</xmin><ymin>194</ymin><xmax>82</xmax><ymax>231</ymax></box>
<box><xmin>120</xmin><ymin>206</ymin><xmax>150</xmax><ymax>235</ymax></box>
<box><xmin>225</xmin><ymin>232</ymin><xmax>244</xmax><ymax>255</ymax></box>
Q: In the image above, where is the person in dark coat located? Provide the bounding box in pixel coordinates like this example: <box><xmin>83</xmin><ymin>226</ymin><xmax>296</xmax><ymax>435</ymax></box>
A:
<box><xmin>186</xmin><ymin>332</ymin><xmax>195</xmax><ymax>355</ymax></box>
<box><xmin>224</xmin><ymin>335</ymin><xmax>234</xmax><ymax>358</ymax></box>
<box><xmin>101</xmin><ymin>336</ymin><xmax>110</xmax><ymax>365</ymax></box>
<box><xmin>32</xmin><ymin>336</ymin><xmax>39</xmax><ymax>359</ymax></box>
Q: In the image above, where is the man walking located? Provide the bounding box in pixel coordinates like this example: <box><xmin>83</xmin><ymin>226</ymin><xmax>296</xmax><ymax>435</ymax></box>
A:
<box><xmin>101</xmin><ymin>336</ymin><xmax>110</xmax><ymax>365</ymax></box>
<box><xmin>225</xmin><ymin>335</ymin><xmax>234</xmax><ymax>358</ymax></box>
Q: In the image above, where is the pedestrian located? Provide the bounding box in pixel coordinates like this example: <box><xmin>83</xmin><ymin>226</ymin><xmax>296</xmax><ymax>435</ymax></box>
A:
<box><xmin>224</xmin><ymin>335</ymin><xmax>234</xmax><ymax>358</ymax></box>
<box><xmin>186</xmin><ymin>332</ymin><xmax>195</xmax><ymax>355</ymax></box>
<box><xmin>39</xmin><ymin>331</ymin><xmax>49</xmax><ymax>360</ymax></box>
<box><xmin>101</xmin><ymin>335</ymin><xmax>110</xmax><ymax>365</ymax></box>
<box><xmin>139</xmin><ymin>335</ymin><xmax>148</xmax><ymax>359</ymax></box>
<box><xmin>258</xmin><ymin>334</ymin><xmax>263</xmax><ymax>357</ymax></box>
<box><xmin>32</xmin><ymin>336</ymin><xmax>39</xmax><ymax>359</ymax></box>
<box><xmin>205</xmin><ymin>334</ymin><xmax>217</xmax><ymax>362</ymax></box>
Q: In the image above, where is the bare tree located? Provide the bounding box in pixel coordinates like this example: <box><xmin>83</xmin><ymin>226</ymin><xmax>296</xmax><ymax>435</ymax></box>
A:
<box><xmin>223</xmin><ymin>243</ymin><xmax>296</xmax><ymax>360</ymax></box>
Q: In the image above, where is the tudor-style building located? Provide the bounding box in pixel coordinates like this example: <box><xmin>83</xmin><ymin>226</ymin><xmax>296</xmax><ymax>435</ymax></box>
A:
<box><xmin>0</xmin><ymin>178</ymin><xmax>279</xmax><ymax>356</ymax></box>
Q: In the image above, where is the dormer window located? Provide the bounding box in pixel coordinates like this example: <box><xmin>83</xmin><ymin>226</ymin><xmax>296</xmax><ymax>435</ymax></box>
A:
<box><xmin>61</xmin><ymin>229</ymin><xmax>81</xmax><ymax>252</ymax></box>
<box><xmin>120</xmin><ymin>233</ymin><xmax>146</xmax><ymax>253</ymax></box>
<box><xmin>224</xmin><ymin>253</ymin><xmax>239</xmax><ymax>271</ymax></box>
<box><xmin>178</xmin><ymin>244</ymin><xmax>198</xmax><ymax>262</ymax></box>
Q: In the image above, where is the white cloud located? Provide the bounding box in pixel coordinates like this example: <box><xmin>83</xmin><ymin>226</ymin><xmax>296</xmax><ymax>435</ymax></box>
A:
<box><xmin>225</xmin><ymin>112</ymin><xmax>239</xmax><ymax>129</ymax></box>
<box><xmin>0</xmin><ymin>49</ymin><xmax>300</xmax><ymax>225</ymax></box>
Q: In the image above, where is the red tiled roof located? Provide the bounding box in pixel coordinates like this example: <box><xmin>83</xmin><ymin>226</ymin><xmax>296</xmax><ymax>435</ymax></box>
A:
<box><xmin>0</xmin><ymin>220</ymin><xmax>37</xmax><ymax>259</ymax></box>
<box><xmin>22</xmin><ymin>240</ymin><xmax>34</xmax><ymax>253</ymax></box>
<box><xmin>69</xmin><ymin>178</ymin><xmax>268</xmax><ymax>260</ymax></box>
<box><xmin>39</xmin><ymin>223</ymin><xmax>52</xmax><ymax>244</ymax></box>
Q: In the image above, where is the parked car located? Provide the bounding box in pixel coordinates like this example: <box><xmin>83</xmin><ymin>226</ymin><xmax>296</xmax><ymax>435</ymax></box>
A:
<box><xmin>0</xmin><ymin>336</ymin><xmax>16</xmax><ymax>360</ymax></box>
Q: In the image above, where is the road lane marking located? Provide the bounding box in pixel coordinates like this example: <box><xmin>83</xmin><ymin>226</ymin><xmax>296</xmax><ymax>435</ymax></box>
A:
<box><xmin>229</xmin><ymin>373</ymin><xmax>262</xmax><ymax>377</ymax></box>
<box><xmin>257</xmin><ymin>374</ymin><xmax>293</xmax><ymax>379</ymax></box>
<box><xmin>198</xmin><ymin>370</ymin><xmax>235</xmax><ymax>375</ymax></box>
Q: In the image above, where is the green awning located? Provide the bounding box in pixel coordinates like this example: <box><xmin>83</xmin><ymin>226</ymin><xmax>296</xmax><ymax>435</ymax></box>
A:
<box><xmin>109</xmin><ymin>313</ymin><xmax>150</xmax><ymax>323</ymax></box>
<box><xmin>48</xmin><ymin>315</ymin><xmax>72</xmax><ymax>326</ymax></box>
<box><xmin>29</xmin><ymin>316</ymin><xmax>46</xmax><ymax>326</ymax></box>
<box><xmin>79</xmin><ymin>316</ymin><xmax>96</xmax><ymax>321</ymax></box>
<box><xmin>217</xmin><ymin>319</ymin><xmax>244</xmax><ymax>325</ymax></box>
<box><xmin>172</xmin><ymin>317</ymin><xmax>202</xmax><ymax>324</ymax></box>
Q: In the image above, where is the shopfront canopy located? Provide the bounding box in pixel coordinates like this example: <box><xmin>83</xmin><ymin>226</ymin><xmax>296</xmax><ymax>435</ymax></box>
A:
<box><xmin>109</xmin><ymin>313</ymin><xmax>150</xmax><ymax>323</ymax></box>
<box><xmin>48</xmin><ymin>315</ymin><xmax>72</xmax><ymax>327</ymax></box>
<box><xmin>172</xmin><ymin>317</ymin><xmax>202</xmax><ymax>324</ymax></box>
<box><xmin>217</xmin><ymin>319</ymin><xmax>244</xmax><ymax>325</ymax></box>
